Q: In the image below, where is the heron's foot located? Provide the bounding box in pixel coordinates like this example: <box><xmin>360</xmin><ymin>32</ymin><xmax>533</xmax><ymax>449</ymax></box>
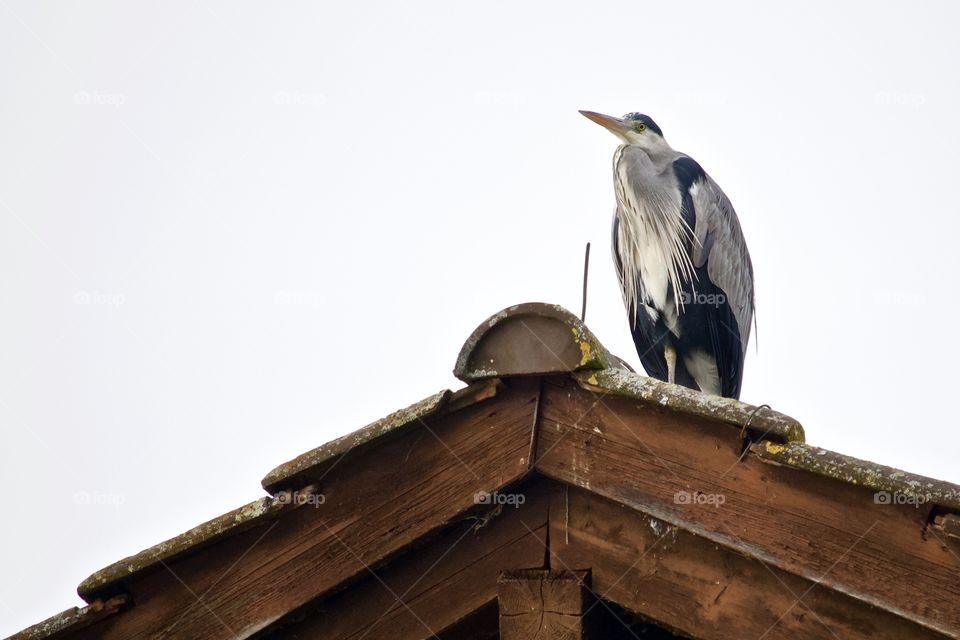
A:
<box><xmin>664</xmin><ymin>342</ymin><xmax>677</xmax><ymax>385</ymax></box>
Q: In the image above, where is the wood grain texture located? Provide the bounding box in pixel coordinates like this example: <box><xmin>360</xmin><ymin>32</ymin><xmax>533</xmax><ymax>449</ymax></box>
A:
<box><xmin>548</xmin><ymin>484</ymin><xmax>952</xmax><ymax>640</ymax></box>
<box><xmin>69</xmin><ymin>380</ymin><xmax>539</xmax><ymax>640</ymax></box>
<box><xmin>259</xmin><ymin>480</ymin><xmax>553</xmax><ymax>639</ymax></box>
<box><xmin>534</xmin><ymin>378</ymin><xmax>960</xmax><ymax>637</ymax></box>
<box><xmin>498</xmin><ymin>569</ymin><xmax>590</xmax><ymax>640</ymax></box>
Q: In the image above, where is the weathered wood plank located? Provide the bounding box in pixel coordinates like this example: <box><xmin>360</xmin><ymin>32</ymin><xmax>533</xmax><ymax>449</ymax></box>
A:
<box><xmin>535</xmin><ymin>379</ymin><xmax>960</xmax><ymax>636</ymax></box>
<box><xmin>261</xmin><ymin>480</ymin><xmax>554</xmax><ymax>639</ymax></box>
<box><xmin>261</xmin><ymin>380</ymin><xmax>505</xmax><ymax>495</ymax></box>
<box><xmin>548</xmin><ymin>485</ymin><xmax>953</xmax><ymax>640</ymax></box>
<box><xmin>498</xmin><ymin>569</ymin><xmax>590</xmax><ymax>640</ymax></box>
<box><xmin>71</xmin><ymin>381</ymin><xmax>539</xmax><ymax>640</ymax></box>
<box><xmin>6</xmin><ymin>596</ymin><xmax>128</xmax><ymax>640</ymax></box>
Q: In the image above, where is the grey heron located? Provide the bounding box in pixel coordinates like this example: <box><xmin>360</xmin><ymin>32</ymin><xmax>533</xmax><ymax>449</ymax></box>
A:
<box><xmin>580</xmin><ymin>110</ymin><xmax>754</xmax><ymax>399</ymax></box>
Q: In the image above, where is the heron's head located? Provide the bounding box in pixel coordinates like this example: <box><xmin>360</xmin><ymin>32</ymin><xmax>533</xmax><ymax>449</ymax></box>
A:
<box><xmin>579</xmin><ymin>110</ymin><xmax>669</xmax><ymax>154</ymax></box>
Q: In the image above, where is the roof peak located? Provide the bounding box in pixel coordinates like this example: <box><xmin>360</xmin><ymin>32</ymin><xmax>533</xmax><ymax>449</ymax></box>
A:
<box><xmin>453</xmin><ymin>302</ymin><xmax>612</xmax><ymax>382</ymax></box>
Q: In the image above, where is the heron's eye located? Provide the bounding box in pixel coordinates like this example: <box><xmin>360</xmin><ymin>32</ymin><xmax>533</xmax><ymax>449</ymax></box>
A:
<box><xmin>636</xmin><ymin>123</ymin><xmax>646</xmax><ymax>132</ymax></box>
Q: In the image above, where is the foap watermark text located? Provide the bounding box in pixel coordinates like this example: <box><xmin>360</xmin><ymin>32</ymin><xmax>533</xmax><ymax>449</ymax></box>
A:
<box><xmin>874</xmin><ymin>491</ymin><xmax>928</xmax><ymax>508</ymax></box>
<box><xmin>74</xmin><ymin>91</ymin><xmax>125</xmax><ymax>108</ymax></box>
<box><xmin>74</xmin><ymin>491</ymin><xmax>125</xmax><ymax>508</ymax></box>
<box><xmin>679</xmin><ymin>291</ymin><xmax>726</xmax><ymax>308</ymax></box>
<box><xmin>74</xmin><ymin>291</ymin><xmax>125</xmax><ymax>307</ymax></box>
<box><xmin>278</xmin><ymin>488</ymin><xmax>326</xmax><ymax>508</ymax></box>
<box><xmin>474</xmin><ymin>490</ymin><xmax>525</xmax><ymax>508</ymax></box>
<box><xmin>674</xmin><ymin>490</ymin><xmax>725</xmax><ymax>508</ymax></box>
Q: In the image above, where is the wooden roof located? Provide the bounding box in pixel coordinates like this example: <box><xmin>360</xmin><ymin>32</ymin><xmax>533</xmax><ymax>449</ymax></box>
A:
<box><xmin>9</xmin><ymin>303</ymin><xmax>960</xmax><ymax>640</ymax></box>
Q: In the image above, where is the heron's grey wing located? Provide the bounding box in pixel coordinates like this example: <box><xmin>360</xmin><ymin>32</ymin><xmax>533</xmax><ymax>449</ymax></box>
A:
<box><xmin>689</xmin><ymin>172</ymin><xmax>755</xmax><ymax>356</ymax></box>
<box><xmin>672</xmin><ymin>155</ymin><xmax>754</xmax><ymax>398</ymax></box>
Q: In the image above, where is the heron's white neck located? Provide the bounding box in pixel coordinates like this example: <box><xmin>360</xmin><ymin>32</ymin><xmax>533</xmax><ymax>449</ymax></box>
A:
<box><xmin>612</xmin><ymin>145</ymin><xmax>696</xmax><ymax>323</ymax></box>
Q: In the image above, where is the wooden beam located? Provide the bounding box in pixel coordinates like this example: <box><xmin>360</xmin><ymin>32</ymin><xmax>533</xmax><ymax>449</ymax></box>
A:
<box><xmin>261</xmin><ymin>479</ymin><xmax>554</xmax><ymax>639</ymax></box>
<box><xmin>68</xmin><ymin>381</ymin><xmax>539</xmax><ymax>640</ymax></box>
<box><xmin>548</xmin><ymin>484</ymin><xmax>954</xmax><ymax>640</ymax></box>
<box><xmin>535</xmin><ymin>379</ymin><xmax>960</xmax><ymax>638</ymax></box>
<box><xmin>498</xmin><ymin>569</ymin><xmax>591</xmax><ymax>640</ymax></box>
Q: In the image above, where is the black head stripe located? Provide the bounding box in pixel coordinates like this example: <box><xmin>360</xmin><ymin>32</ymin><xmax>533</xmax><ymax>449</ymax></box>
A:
<box><xmin>622</xmin><ymin>112</ymin><xmax>663</xmax><ymax>137</ymax></box>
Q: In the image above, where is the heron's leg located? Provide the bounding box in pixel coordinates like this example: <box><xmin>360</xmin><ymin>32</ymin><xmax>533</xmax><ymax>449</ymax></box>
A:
<box><xmin>664</xmin><ymin>342</ymin><xmax>677</xmax><ymax>385</ymax></box>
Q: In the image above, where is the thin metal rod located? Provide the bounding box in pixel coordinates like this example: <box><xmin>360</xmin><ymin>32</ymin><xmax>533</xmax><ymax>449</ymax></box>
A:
<box><xmin>581</xmin><ymin>242</ymin><xmax>591</xmax><ymax>322</ymax></box>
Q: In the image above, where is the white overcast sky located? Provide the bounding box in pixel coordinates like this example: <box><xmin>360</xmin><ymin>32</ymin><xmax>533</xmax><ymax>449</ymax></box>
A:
<box><xmin>2</xmin><ymin>1</ymin><xmax>959</xmax><ymax>635</ymax></box>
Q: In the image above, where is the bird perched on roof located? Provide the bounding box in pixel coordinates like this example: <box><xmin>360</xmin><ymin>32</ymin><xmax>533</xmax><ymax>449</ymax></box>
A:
<box><xmin>580</xmin><ymin>111</ymin><xmax>754</xmax><ymax>399</ymax></box>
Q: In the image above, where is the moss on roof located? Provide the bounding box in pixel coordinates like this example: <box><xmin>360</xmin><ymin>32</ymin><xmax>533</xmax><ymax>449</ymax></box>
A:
<box><xmin>575</xmin><ymin>367</ymin><xmax>805</xmax><ymax>443</ymax></box>
<box><xmin>77</xmin><ymin>495</ymin><xmax>287</xmax><ymax>601</ymax></box>
<box><xmin>754</xmin><ymin>440</ymin><xmax>960</xmax><ymax>511</ymax></box>
<box><xmin>261</xmin><ymin>389</ymin><xmax>451</xmax><ymax>493</ymax></box>
<box><xmin>6</xmin><ymin>596</ymin><xmax>128</xmax><ymax>640</ymax></box>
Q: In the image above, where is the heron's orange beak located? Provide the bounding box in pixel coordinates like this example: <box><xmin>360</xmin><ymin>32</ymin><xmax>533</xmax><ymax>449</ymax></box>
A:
<box><xmin>579</xmin><ymin>110</ymin><xmax>629</xmax><ymax>135</ymax></box>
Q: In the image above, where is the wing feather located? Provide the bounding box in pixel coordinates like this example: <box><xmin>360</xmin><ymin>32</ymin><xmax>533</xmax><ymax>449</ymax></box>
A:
<box><xmin>612</xmin><ymin>213</ymin><xmax>670</xmax><ymax>381</ymax></box>
<box><xmin>689</xmin><ymin>174</ymin><xmax>755</xmax><ymax>355</ymax></box>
